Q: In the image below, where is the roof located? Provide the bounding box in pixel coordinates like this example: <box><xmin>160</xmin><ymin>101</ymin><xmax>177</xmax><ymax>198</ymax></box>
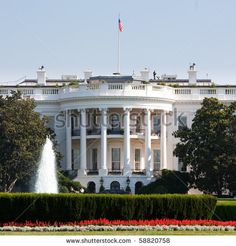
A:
<box><xmin>150</xmin><ymin>79</ymin><xmax>212</xmax><ymax>83</ymax></box>
<box><xmin>20</xmin><ymin>79</ymin><xmax>82</xmax><ymax>84</ymax></box>
<box><xmin>89</xmin><ymin>75</ymin><xmax>133</xmax><ymax>83</ymax></box>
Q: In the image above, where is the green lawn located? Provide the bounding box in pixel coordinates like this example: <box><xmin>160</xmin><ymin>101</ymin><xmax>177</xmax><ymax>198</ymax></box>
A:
<box><xmin>217</xmin><ymin>200</ymin><xmax>236</xmax><ymax>205</ymax></box>
<box><xmin>0</xmin><ymin>231</ymin><xmax>236</xmax><ymax>236</ymax></box>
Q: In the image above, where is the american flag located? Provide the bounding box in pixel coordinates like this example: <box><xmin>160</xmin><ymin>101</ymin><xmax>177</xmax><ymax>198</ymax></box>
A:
<box><xmin>118</xmin><ymin>18</ymin><xmax>123</xmax><ymax>32</ymax></box>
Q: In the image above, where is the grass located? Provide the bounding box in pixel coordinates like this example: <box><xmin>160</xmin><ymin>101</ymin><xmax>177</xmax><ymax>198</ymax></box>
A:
<box><xmin>217</xmin><ymin>198</ymin><xmax>236</xmax><ymax>201</ymax></box>
<box><xmin>217</xmin><ymin>200</ymin><xmax>236</xmax><ymax>206</ymax></box>
<box><xmin>0</xmin><ymin>231</ymin><xmax>236</xmax><ymax>236</ymax></box>
<box><xmin>213</xmin><ymin>200</ymin><xmax>236</xmax><ymax>221</ymax></box>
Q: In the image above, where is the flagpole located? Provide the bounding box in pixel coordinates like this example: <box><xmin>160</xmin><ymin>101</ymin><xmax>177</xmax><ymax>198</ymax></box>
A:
<box><xmin>117</xmin><ymin>16</ymin><xmax>120</xmax><ymax>74</ymax></box>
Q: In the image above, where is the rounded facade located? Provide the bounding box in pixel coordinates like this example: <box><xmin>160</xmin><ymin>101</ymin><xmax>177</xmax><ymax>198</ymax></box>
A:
<box><xmin>1</xmin><ymin>69</ymin><xmax>234</xmax><ymax>193</ymax></box>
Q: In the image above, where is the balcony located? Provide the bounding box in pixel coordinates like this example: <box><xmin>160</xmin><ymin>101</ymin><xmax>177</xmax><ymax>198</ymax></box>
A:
<box><xmin>0</xmin><ymin>83</ymin><xmax>173</xmax><ymax>101</ymax></box>
<box><xmin>107</xmin><ymin>129</ymin><xmax>124</xmax><ymax>135</ymax></box>
<box><xmin>77</xmin><ymin>168</ymin><xmax>157</xmax><ymax>176</ymax></box>
<box><xmin>131</xmin><ymin>169</ymin><xmax>146</xmax><ymax>175</ymax></box>
<box><xmin>151</xmin><ymin>129</ymin><xmax>161</xmax><ymax>137</ymax></box>
<box><xmin>87</xmin><ymin>129</ymin><xmax>101</xmax><ymax>135</ymax></box>
<box><xmin>72</xmin><ymin>127</ymin><xmax>163</xmax><ymax>138</ymax></box>
<box><xmin>72</xmin><ymin>128</ymin><xmax>101</xmax><ymax>136</ymax></box>
<box><xmin>130</xmin><ymin>129</ymin><xmax>145</xmax><ymax>135</ymax></box>
<box><xmin>86</xmin><ymin>169</ymin><xmax>99</xmax><ymax>175</ymax></box>
<box><xmin>72</xmin><ymin>128</ymin><xmax>162</xmax><ymax>138</ymax></box>
<box><xmin>108</xmin><ymin>169</ymin><xmax>123</xmax><ymax>175</ymax></box>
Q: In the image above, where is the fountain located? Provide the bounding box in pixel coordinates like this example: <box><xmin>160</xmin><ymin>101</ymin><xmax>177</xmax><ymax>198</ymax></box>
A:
<box><xmin>35</xmin><ymin>137</ymin><xmax>58</xmax><ymax>193</ymax></box>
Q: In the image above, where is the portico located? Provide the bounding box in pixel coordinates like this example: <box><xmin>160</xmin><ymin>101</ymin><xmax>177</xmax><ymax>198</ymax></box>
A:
<box><xmin>66</xmin><ymin>107</ymin><xmax>169</xmax><ymax>180</ymax></box>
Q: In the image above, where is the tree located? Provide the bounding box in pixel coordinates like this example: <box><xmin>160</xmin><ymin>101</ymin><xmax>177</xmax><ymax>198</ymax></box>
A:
<box><xmin>173</xmin><ymin>97</ymin><xmax>236</xmax><ymax>195</ymax></box>
<box><xmin>0</xmin><ymin>91</ymin><xmax>48</xmax><ymax>192</ymax></box>
<box><xmin>47</xmin><ymin>127</ymin><xmax>63</xmax><ymax>168</ymax></box>
<box><xmin>138</xmin><ymin>170</ymin><xmax>189</xmax><ymax>194</ymax></box>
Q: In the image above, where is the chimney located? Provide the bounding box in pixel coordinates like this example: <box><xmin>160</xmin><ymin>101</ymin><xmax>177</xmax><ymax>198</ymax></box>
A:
<box><xmin>37</xmin><ymin>66</ymin><xmax>46</xmax><ymax>86</ymax></box>
<box><xmin>84</xmin><ymin>70</ymin><xmax>93</xmax><ymax>81</ymax></box>
<box><xmin>140</xmin><ymin>68</ymin><xmax>150</xmax><ymax>81</ymax></box>
<box><xmin>188</xmin><ymin>63</ymin><xmax>197</xmax><ymax>85</ymax></box>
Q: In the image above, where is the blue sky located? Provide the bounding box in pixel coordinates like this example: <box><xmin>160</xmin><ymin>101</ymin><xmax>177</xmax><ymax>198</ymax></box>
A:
<box><xmin>0</xmin><ymin>0</ymin><xmax>236</xmax><ymax>84</ymax></box>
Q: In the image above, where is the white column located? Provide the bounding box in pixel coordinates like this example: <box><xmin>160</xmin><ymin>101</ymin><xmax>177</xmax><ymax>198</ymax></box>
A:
<box><xmin>145</xmin><ymin>108</ymin><xmax>152</xmax><ymax>176</ymax></box>
<box><xmin>161</xmin><ymin>111</ymin><xmax>167</xmax><ymax>169</ymax></box>
<box><xmin>79</xmin><ymin>108</ymin><xmax>87</xmax><ymax>175</ymax></box>
<box><xmin>99</xmin><ymin>108</ymin><xmax>108</xmax><ymax>176</ymax></box>
<box><xmin>66</xmin><ymin>109</ymin><xmax>72</xmax><ymax>170</ymax></box>
<box><xmin>123</xmin><ymin>108</ymin><xmax>131</xmax><ymax>175</ymax></box>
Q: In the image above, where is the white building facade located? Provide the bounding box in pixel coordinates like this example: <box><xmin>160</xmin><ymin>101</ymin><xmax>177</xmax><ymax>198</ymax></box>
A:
<box><xmin>1</xmin><ymin>66</ymin><xmax>235</xmax><ymax>193</ymax></box>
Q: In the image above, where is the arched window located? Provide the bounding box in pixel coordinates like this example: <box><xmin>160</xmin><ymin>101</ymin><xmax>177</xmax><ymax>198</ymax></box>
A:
<box><xmin>110</xmin><ymin>181</ymin><xmax>120</xmax><ymax>191</ymax></box>
<box><xmin>87</xmin><ymin>182</ymin><xmax>96</xmax><ymax>193</ymax></box>
<box><xmin>135</xmin><ymin>181</ymin><xmax>143</xmax><ymax>194</ymax></box>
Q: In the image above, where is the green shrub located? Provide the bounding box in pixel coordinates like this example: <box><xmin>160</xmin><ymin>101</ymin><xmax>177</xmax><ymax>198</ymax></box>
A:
<box><xmin>58</xmin><ymin>172</ymin><xmax>84</xmax><ymax>193</ymax></box>
<box><xmin>125</xmin><ymin>186</ymin><xmax>131</xmax><ymax>193</ymax></box>
<box><xmin>213</xmin><ymin>200</ymin><xmax>236</xmax><ymax>221</ymax></box>
<box><xmin>59</xmin><ymin>186</ymin><xmax>69</xmax><ymax>193</ymax></box>
<box><xmin>0</xmin><ymin>193</ymin><xmax>216</xmax><ymax>222</ymax></box>
<box><xmin>99</xmin><ymin>185</ymin><xmax>105</xmax><ymax>193</ymax></box>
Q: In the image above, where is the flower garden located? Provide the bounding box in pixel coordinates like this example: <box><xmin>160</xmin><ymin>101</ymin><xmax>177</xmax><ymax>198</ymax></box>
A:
<box><xmin>0</xmin><ymin>193</ymin><xmax>235</xmax><ymax>233</ymax></box>
<box><xmin>1</xmin><ymin>219</ymin><xmax>236</xmax><ymax>232</ymax></box>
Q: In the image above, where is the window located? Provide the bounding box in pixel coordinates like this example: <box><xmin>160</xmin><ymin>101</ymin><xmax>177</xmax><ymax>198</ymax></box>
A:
<box><xmin>136</xmin><ymin>115</ymin><xmax>141</xmax><ymax>133</ymax></box>
<box><xmin>87</xmin><ymin>182</ymin><xmax>96</xmax><ymax>193</ymax></box>
<box><xmin>135</xmin><ymin>182</ymin><xmax>143</xmax><ymax>194</ymax></box>
<box><xmin>92</xmin><ymin>148</ymin><xmax>98</xmax><ymax>170</ymax></box>
<box><xmin>86</xmin><ymin>112</ymin><xmax>90</xmax><ymax>127</ymax></box>
<box><xmin>178</xmin><ymin>115</ymin><xmax>187</xmax><ymax>128</ymax></box>
<box><xmin>71</xmin><ymin>113</ymin><xmax>79</xmax><ymax>130</ymax></box>
<box><xmin>153</xmin><ymin>149</ymin><xmax>160</xmax><ymax>171</ymax></box>
<box><xmin>112</xmin><ymin>148</ymin><xmax>120</xmax><ymax>170</ymax></box>
<box><xmin>178</xmin><ymin>158</ymin><xmax>186</xmax><ymax>171</ymax></box>
<box><xmin>92</xmin><ymin>110</ymin><xmax>100</xmax><ymax>128</ymax></box>
<box><xmin>71</xmin><ymin>116</ymin><xmax>75</xmax><ymax>130</ymax></box>
<box><xmin>135</xmin><ymin>149</ymin><xmax>141</xmax><ymax>170</ymax></box>
<box><xmin>111</xmin><ymin>114</ymin><xmax>120</xmax><ymax>130</ymax></box>
<box><xmin>72</xmin><ymin>149</ymin><xmax>80</xmax><ymax>170</ymax></box>
<box><xmin>110</xmin><ymin>181</ymin><xmax>120</xmax><ymax>191</ymax></box>
<box><xmin>71</xmin><ymin>113</ymin><xmax>80</xmax><ymax>136</ymax></box>
<box><xmin>153</xmin><ymin>115</ymin><xmax>160</xmax><ymax>135</ymax></box>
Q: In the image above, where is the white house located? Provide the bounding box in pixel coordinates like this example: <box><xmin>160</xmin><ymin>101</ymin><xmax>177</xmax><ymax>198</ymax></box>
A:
<box><xmin>1</xmin><ymin>65</ymin><xmax>235</xmax><ymax>193</ymax></box>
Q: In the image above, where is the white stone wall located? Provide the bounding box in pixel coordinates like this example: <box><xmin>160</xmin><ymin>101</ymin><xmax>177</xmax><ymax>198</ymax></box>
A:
<box><xmin>5</xmin><ymin>80</ymin><xmax>234</xmax><ymax>193</ymax></box>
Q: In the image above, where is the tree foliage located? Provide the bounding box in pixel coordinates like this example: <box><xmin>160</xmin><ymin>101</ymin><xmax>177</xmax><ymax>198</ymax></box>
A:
<box><xmin>0</xmin><ymin>91</ymin><xmax>48</xmax><ymax>192</ymax></box>
<box><xmin>173</xmin><ymin>97</ymin><xmax>236</xmax><ymax>195</ymax></box>
<box><xmin>138</xmin><ymin>170</ymin><xmax>189</xmax><ymax>194</ymax></box>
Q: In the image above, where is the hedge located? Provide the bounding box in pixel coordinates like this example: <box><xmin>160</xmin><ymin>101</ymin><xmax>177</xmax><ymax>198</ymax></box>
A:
<box><xmin>213</xmin><ymin>201</ymin><xmax>236</xmax><ymax>221</ymax></box>
<box><xmin>0</xmin><ymin>193</ymin><xmax>216</xmax><ymax>222</ymax></box>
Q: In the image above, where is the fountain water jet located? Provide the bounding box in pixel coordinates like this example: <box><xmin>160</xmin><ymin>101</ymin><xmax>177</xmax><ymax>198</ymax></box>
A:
<box><xmin>35</xmin><ymin>137</ymin><xmax>58</xmax><ymax>193</ymax></box>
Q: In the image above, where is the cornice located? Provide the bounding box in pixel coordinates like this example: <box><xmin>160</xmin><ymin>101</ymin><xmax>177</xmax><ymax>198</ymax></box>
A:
<box><xmin>57</xmin><ymin>96</ymin><xmax>176</xmax><ymax>104</ymax></box>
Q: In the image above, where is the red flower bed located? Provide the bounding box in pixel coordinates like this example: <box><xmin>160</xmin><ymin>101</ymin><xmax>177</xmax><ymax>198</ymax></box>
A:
<box><xmin>1</xmin><ymin>219</ymin><xmax>236</xmax><ymax>227</ymax></box>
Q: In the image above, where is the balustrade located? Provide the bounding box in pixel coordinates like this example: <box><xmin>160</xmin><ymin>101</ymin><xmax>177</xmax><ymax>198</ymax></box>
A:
<box><xmin>0</xmin><ymin>84</ymin><xmax>236</xmax><ymax>101</ymax></box>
